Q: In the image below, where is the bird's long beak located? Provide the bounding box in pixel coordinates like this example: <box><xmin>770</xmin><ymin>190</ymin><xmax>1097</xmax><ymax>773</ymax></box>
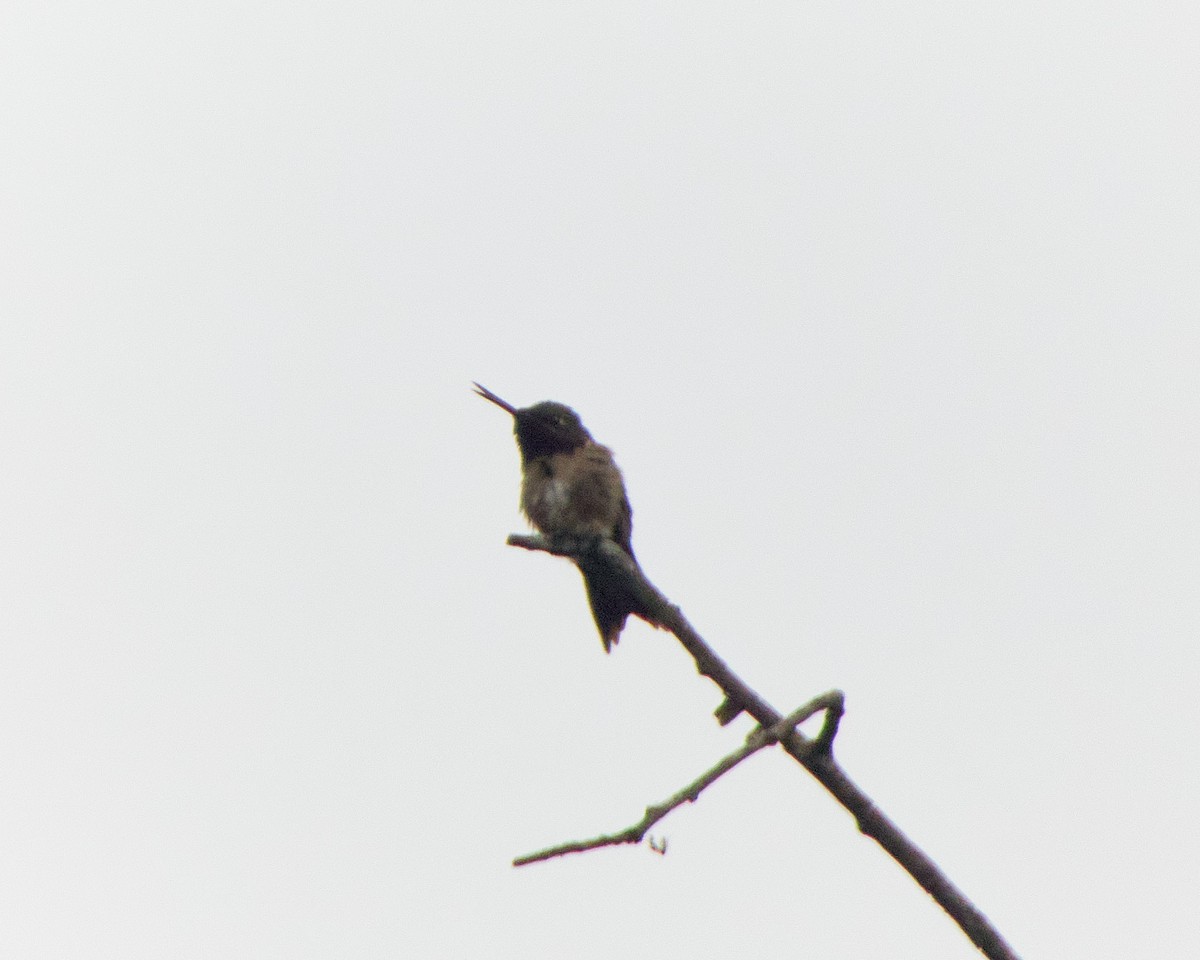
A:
<box><xmin>472</xmin><ymin>382</ymin><xmax>517</xmax><ymax>415</ymax></box>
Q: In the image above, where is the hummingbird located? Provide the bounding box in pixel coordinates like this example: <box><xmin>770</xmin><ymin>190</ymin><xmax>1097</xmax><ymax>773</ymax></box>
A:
<box><xmin>474</xmin><ymin>382</ymin><xmax>639</xmax><ymax>652</ymax></box>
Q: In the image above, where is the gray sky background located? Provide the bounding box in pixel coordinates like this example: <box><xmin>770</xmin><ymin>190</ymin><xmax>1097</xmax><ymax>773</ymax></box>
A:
<box><xmin>3</xmin><ymin>2</ymin><xmax>1198</xmax><ymax>957</ymax></box>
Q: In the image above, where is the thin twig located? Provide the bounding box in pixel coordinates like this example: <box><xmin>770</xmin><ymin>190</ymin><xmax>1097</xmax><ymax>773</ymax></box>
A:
<box><xmin>514</xmin><ymin>694</ymin><xmax>844</xmax><ymax>866</ymax></box>
<box><xmin>505</xmin><ymin>533</ymin><xmax>1021</xmax><ymax>960</ymax></box>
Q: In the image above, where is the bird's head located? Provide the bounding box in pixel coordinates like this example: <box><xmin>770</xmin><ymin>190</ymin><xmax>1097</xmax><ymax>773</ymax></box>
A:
<box><xmin>473</xmin><ymin>383</ymin><xmax>592</xmax><ymax>461</ymax></box>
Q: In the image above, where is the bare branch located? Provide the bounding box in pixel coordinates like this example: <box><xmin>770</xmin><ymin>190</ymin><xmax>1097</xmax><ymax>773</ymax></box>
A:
<box><xmin>514</xmin><ymin>695</ymin><xmax>843</xmax><ymax>867</ymax></box>
<box><xmin>505</xmin><ymin>532</ymin><xmax>1021</xmax><ymax>960</ymax></box>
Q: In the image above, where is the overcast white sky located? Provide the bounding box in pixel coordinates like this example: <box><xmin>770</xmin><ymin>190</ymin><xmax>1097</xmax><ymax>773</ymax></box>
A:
<box><xmin>3</xmin><ymin>1</ymin><xmax>1198</xmax><ymax>957</ymax></box>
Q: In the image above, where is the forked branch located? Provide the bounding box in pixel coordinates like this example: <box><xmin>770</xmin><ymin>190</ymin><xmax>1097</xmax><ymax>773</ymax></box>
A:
<box><xmin>505</xmin><ymin>533</ymin><xmax>1021</xmax><ymax>960</ymax></box>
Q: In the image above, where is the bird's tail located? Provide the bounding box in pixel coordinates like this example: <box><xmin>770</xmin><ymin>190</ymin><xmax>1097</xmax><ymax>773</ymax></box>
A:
<box><xmin>578</xmin><ymin>562</ymin><xmax>637</xmax><ymax>653</ymax></box>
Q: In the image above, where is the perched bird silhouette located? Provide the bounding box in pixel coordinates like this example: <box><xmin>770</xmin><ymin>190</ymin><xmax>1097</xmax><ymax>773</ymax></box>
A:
<box><xmin>474</xmin><ymin>382</ymin><xmax>639</xmax><ymax>651</ymax></box>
